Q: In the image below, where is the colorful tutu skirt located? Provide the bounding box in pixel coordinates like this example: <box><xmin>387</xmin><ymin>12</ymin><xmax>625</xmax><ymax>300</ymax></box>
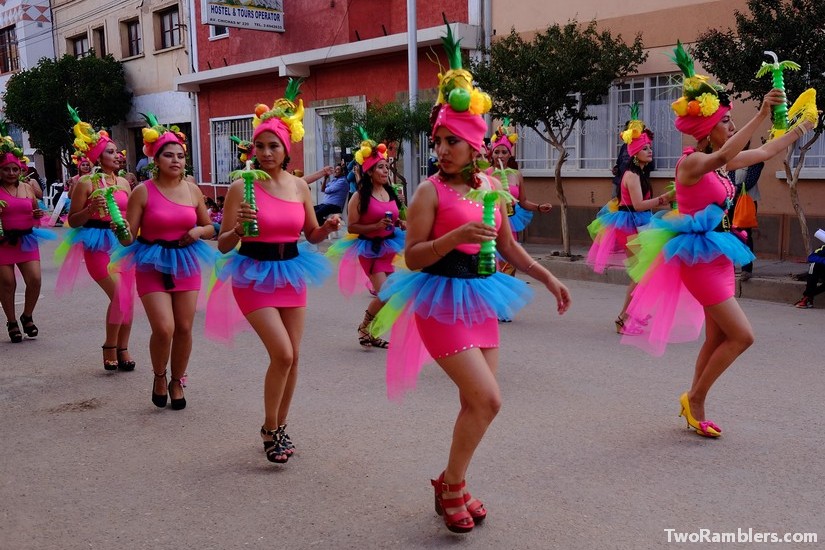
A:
<box><xmin>112</xmin><ymin>237</ymin><xmax>216</xmax><ymax>297</ymax></box>
<box><xmin>621</xmin><ymin>204</ymin><xmax>755</xmax><ymax>356</ymax></box>
<box><xmin>371</xmin><ymin>254</ymin><xmax>533</xmax><ymax>399</ymax></box>
<box><xmin>205</xmin><ymin>241</ymin><xmax>332</xmax><ymax>342</ymax></box>
<box><xmin>0</xmin><ymin>228</ymin><xmax>56</xmax><ymax>265</ymax></box>
<box><xmin>55</xmin><ymin>225</ymin><xmax>123</xmax><ymax>291</ymax></box>
<box><xmin>326</xmin><ymin>230</ymin><xmax>405</xmax><ymax>296</ymax></box>
<box><xmin>586</xmin><ymin>201</ymin><xmax>651</xmax><ymax>273</ymax></box>
<box><xmin>508</xmin><ymin>204</ymin><xmax>533</xmax><ymax>232</ymax></box>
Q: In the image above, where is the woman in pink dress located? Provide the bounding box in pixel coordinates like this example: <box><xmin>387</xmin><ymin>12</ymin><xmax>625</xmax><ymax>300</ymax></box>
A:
<box><xmin>207</xmin><ymin>79</ymin><xmax>338</xmax><ymax>463</ymax></box>
<box><xmin>56</xmin><ymin>107</ymin><xmax>135</xmax><ymax>370</ymax></box>
<box><xmin>0</xmin><ymin>133</ymin><xmax>52</xmax><ymax>342</ymax></box>
<box><xmin>587</xmin><ymin>105</ymin><xmax>675</xmax><ymax>334</ymax></box>
<box><xmin>371</xmin><ymin>25</ymin><xmax>571</xmax><ymax>533</ymax></box>
<box><xmin>327</xmin><ymin>130</ymin><xmax>405</xmax><ymax>348</ymax></box>
<box><xmin>115</xmin><ymin>117</ymin><xmax>215</xmax><ymax>410</ymax></box>
<box><xmin>623</xmin><ymin>43</ymin><xmax>815</xmax><ymax>437</ymax></box>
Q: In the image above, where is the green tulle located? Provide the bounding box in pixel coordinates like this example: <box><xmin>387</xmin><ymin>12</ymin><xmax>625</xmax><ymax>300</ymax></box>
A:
<box><xmin>325</xmin><ymin>234</ymin><xmax>357</xmax><ymax>258</ymax></box>
<box><xmin>369</xmin><ymin>295</ymin><xmax>407</xmax><ymax>337</ymax></box>
<box><xmin>587</xmin><ymin>218</ymin><xmax>605</xmax><ymax>240</ymax></box>
<box><xmin>625</xmin><ymin>228</ymin><xmax>677</xmax><ymax>282</ymax></box>
<box><xmin>54</xmin><ymin>239</ymin><xmax>71</xmax><ymax>264</ymax></box>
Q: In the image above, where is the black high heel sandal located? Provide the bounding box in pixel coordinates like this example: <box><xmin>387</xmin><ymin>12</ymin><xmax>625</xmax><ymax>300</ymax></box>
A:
<box><xmin>7</xmin><ymin>321</ymin><xmax>22</xmax><ymax>343</ymax></box>
<box><xmin>102</xmin><ymin>345</ymin><xmax>119</xmax><ymax>371</ymax></box>
<box><xmin>261</xmin><ymin>426</ymin><xmax>289</xmax><ymax>463</ymax></box>
<box><xmin>116</xmin><ymin>348</ymin><xmax>136</xmax><ymax>371</ymax></box>
<box><xmin>168</xmin><ymin>378</ymin><xmax>186</xmax><ymax>410</ymax></box>
<box><xmin>152</xmin><ymin>371</ymin><xmax>168</xmax><ymax>408</ymax></box>
<box><xmin>277</xmin><ymin>424</ymin><xmax>295</xmax><ymax>457</ymax></box>
<box><xmin>19</xmin><ymin>314</ymin><xmax>38</xmax><ymax>338</ymax></box>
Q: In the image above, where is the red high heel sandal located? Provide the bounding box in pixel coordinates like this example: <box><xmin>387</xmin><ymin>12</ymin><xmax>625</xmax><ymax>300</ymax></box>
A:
<box><xmin>463</xmin><ymin>488</ymin><xmax>487</xmax><ymax>523</ymax></box>
<box><xmin>431</xmin><ymin>473</ymin><xmax>474</xmax><ymax>533</ymax></box>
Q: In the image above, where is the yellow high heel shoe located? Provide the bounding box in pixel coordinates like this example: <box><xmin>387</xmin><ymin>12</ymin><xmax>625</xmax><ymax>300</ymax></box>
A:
<box><xmin>678</xmin><ymin>392</ymin><xmax>721</xmax><ymax>437</ymax></box>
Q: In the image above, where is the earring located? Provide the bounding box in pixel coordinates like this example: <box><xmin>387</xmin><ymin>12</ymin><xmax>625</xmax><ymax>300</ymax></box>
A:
<box><xmin>632</xmin><ymin>156</ymin><xmax>640</xmax><ymax>167</ymax></box>
<box><xmin>150</xmin><ymin>164</ymin><xmax>159</xmax><ymax>180</ymax></box>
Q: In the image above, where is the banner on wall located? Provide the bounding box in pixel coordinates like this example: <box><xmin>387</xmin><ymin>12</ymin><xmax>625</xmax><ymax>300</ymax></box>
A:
<box><xmin>201</xmin><ymin>0</ymin><xmax>285</xmax><ymax>32</ymax></box>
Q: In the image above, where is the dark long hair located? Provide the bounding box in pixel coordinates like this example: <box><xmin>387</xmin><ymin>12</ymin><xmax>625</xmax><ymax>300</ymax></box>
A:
<box><xmin>357</xmin><ymin>168</ymin><xmax>401</xmax><ymax>215</ymax></box>
<box><xmin>627</xmin><ymin>159</ymin><xmax>651</xmax><ymax>199</ymax></box>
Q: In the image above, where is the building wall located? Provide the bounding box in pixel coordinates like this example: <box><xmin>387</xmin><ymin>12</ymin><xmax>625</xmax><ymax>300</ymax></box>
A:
<box><xmin>51</xmin><ymin>0</ymin><xmax>194</xmax><ymax>170</ymax></box>
<box><xmin>493</xmin><ymin>0</ymin><xmax>824</xmax><ymax>259</ymax></box>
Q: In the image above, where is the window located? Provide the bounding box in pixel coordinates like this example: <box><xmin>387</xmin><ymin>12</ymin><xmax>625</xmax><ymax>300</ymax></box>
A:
<box><xmin>121</xmin><ymin>18</ymin><xmax>142</xmax><ymax>57</ymax></box>
<box><xmin>157</xmin><ymin>6</ymin><xmax>181</xmax><ymax>49</ymax></box>
<box><xmin>93</xmin><ymin>26</ymin><xmax>106</xmax><ymax>57</ymax></box>
<box><xmin>516</xmin><ymin>73</ymin><xmax>683</xmax><ymax>173</ymax></box>
<box><xmin>210</xmin><ymin>25</ymin><xmax>229</xmax><ymax>39</ymax></box>
<box><xmin>211</xmin><ymin>117</ymin><xmax>254</xmax><ymax>185</ymax></box>
<box><xmin>0</xmin><ymin>25</ymin><xmax>19</xmax><ymax>73</ymax></box>
<box><xmin>70</xmin><ymin>34</ymin><xmax>90</xmax><ymax>58</ymax></box>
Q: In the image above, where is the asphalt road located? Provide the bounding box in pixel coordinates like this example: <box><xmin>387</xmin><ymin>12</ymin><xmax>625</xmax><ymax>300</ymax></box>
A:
<box><xmin>1</xmin><ymin>236</ymin><xmax>823</xmax><ymax>549</ymax></box>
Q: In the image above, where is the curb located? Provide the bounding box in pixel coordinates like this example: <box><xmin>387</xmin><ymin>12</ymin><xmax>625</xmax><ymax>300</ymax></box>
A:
<box><xmin>535</xmin><ymin>256</ymin><xmax>807</xmax><ymax>307</ymax></box>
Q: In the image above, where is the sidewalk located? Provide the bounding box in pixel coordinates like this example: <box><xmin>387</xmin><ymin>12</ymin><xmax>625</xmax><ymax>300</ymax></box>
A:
<box><xmin>523</xmin><ymin>243</ymin><xmax>812</xmax><ymax>307</ymax></box>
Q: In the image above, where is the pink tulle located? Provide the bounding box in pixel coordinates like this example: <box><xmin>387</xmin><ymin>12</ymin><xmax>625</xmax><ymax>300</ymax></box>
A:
<box><xmin>204</xmin><ymin>278</ymin><xmax>251</xmax><ymax>344</ymax></box>
<box><xmin>622</xmin><ymin>258</ymin><xmax>705</xmax><ymax>356</ymax></box>
<box><xmin>587</xmin><ymin>227</ymin><xmax>630</xmax><ymax>274</ymax></box>
<box><xmin>337</xmin><ymin>253</ymin><xmax>371</xmax><ymax>297</ymax></box>
<box><xmin>386</xmin><ymin>305</ymin><xmax>433</xmax><ymax>401</ymax></box>
<box><xmin>109</xmin><ymin>267</ymin><xmax>136</xmax><ymax>324</ymax></box>
<box><xmin>55</xmin><ymin>245</ymin><xmax>88</xmax><ymax>297</ymax></box>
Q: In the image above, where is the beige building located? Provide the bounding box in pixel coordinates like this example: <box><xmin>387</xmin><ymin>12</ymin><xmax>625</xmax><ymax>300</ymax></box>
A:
<box><xmin>497</xmin><ymin>0</ymin><xmax>824</xmax><ymax>259</ymax></box>
<box><xmin>51</xmin><ymin>0</ymin><xmax>195</xmax><ymax>175</ymax></box>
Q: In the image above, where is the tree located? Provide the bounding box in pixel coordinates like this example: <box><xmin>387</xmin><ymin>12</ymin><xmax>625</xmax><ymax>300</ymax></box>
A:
<box><xmin>3</xmin><ymin>53</ymin><xmax>132</xmax><ymax>167</ymax></box>
<box><xmin>471</xmin><ymin>20</ymin><xmax>646</xmax><ymax>255</ymax></box>
<box><xmin>692</xmin><ymin>0</ymin><xmax>825</xmax><ymax>255</ymax></box>
<box><xmin>332</xmin><ymin>99</ymin><xmax>432</xmax><ymax>189</ymax></box>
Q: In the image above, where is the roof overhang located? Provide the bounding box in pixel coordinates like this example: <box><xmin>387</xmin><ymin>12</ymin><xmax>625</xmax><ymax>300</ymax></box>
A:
<box><xmin>175</xmin><ymin>22</ymin><xmax>481</xmax><ymax>92</ymax></box>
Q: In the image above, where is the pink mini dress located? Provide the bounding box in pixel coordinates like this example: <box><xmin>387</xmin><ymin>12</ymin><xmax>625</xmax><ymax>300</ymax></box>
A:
<box><xmin>112</xmin><ymin>181</ymin><xmax>214</xmax><ymax>297</ymax></box>
<box><xmin>621</xmin><ymin>148</ymin><xmax>754</xmax><ymax>356</ymax></box>
<box><xmin>373</xmin><ymin>174</ymin><xmax>533</xmax><ymax>399</ymax></box>
<box><xmin>326</xmin><ymin>192</ymin><xmax>405</xmax><ymax>296</ymax></box>
<box><xmin>204</xmin><ymin>181</ymin><xmax>331</xmax><ymax>341</ymax></box>
<box><xmin>1</xmin><ymin>186</ymin><xmax>53</xmax><ymax>265</ymax></box>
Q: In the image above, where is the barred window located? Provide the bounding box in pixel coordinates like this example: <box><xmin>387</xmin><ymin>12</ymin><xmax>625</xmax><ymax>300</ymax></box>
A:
<box><xmin>211</xmin><ymin>117</ymin><xmax>253</xmax><ymax>185</ymax></box>
<box><xmin>1</xmin><ymin>25</ymin><xmax>20</xmax><ymax>73</ymax></box>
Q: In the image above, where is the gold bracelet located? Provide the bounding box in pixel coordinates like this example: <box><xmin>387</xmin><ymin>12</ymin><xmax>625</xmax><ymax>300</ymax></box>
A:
<box><xmin>525</xmin><ymin>260</ymin><xmax>539</xmax><ymax>274</ymax></box>
<box><xmin>431</xmin><ymin>240</ymin><xmax>444</xmax><ymax>258</ymax></box>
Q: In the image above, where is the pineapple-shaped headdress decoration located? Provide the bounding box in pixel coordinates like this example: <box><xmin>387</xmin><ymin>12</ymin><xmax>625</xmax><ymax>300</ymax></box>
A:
<box><xmin>251</xmin><ymin>78</ymin><xmax>305</xmax><ymax>153</ymax></box>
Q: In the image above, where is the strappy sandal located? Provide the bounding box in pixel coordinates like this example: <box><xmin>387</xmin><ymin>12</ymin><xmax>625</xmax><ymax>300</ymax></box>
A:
<box><xmin>152</xmin><ymin>370</ymin><xmax>168</xmax><ymax>408</ymax></box>
<box><xmin>19</xmin><ymin>314</ymin><xmax>38</xmax><ymax>338</ymax></box>
<box><xmin>7</xmin><ymin>321</ymin><xmax>22</xmax><ymax>343</ymax></box>
<box><xmin>463</xmin><ymin>486</ymin><xmax>487</xmax><ymax>524</ymax></box>
<box><xmin>261</xmin><ymin>426</ymin><xmax>289</xmax><ymax>463</ymax></box>
<box><xmin>116</xmin><ymin>348</ymin><xmax>136</xmax><ymax>371</ymax></box>
<box><xmin>369</xmin><ymin>335</ymin><xmax>389</xmax><ymax>349</ymax></box>
<box><xmin>615</xmin><ymin>316</ymin><xmax>643</xmax><ymax>336</ymax></box>
<box><xmin>358</xmin><ymin>310</ymin><xmax>374</xmax><ymax>348</ymax></box>
<box><xmin>277</xmin><ymin>424</ymin><xmax>295</xmax><ymax>457</ymax></box>
<box><xmin>168</xmin><ymin>378</ymin><xmax>186</xmax><ymax>410</ymax></box>
<box><xmin>431</xmin><ymin>472</ymin><xmax>474</xmax><ymax>533</ymax></box>
<box><xmin>102</xmin><ymin>345</ymin><xmax>119</xmax><ymax>371</ymax></box>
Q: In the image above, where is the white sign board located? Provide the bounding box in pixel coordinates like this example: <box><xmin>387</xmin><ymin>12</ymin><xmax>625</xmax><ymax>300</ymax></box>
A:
<box><xmin>202</xmin><ymin>0</ymin><xmax>285</xmax><ymax>32</ymax></box>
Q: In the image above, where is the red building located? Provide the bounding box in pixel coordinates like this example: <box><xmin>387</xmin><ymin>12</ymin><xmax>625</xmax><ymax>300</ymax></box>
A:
<box><xmin>176</xmin><ymin>0</ymin><xmax>483</xmax><ymax>195</ymax></box>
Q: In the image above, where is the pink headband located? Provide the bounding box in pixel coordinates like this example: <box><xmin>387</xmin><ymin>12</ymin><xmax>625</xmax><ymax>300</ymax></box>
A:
<box><xmin>0</xmin><ymin>153</ymin><xmax>24</xmax><ymax>169</ymax></box>
<box><xmin>675</xmin><ymin>105</ymin><xmax>731</xmax><ymax>141</ymax></box>
<box><xmin>627</xmin><ymin>132</ymin><xmax>652</xmax><ymax>157</ymax></box>
<box><xmin>86</xmin><ymin>135</ymin><xmax>113</xmax><ymax>164</ymax></box>
<box><xmin>253</xmin><ymin>118</ymin><xmax>293</xmax><ymax>156</ymax></box>
<box><xmin>362</xmin><ymin>153</ymin><xmax>387</xmax><ymax>174</ymax></box>
<box><xmin>490</xmin><ymin>134</ymin><xmax>513</xmax><ymax>155</ymax></box>
<box><xmin>147</xmin><ymin>132</ymin><xmax>185</xmax><ymax>159</ymax></box>
<box><xmin>431</xmin><ymin>105</ymin><xmax>487</xmax><ymax>153</ymax></box>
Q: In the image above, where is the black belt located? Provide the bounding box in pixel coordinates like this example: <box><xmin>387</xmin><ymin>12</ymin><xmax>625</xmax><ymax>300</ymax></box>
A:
<box><xmin>238</xmin><ymin>241</ymin><xmax>299</xmax><ymax>261</ymax></box>
<box><xmin>0</xmin><ymin>228</ymin><xmax>33</xmax><ymax>246</ymax></box>
<box><xmin>422</xmin><ymin>250</ymin><xmax>489</xmax><ymax>279</ymax></box>
<box><xmin>617</xmin><ymin>205</ymin><xmax>637</xmax><ymax>212</ymax></box>
<box><xmin>137</xmin><ymin>236</ymin><xmax>189</xmax><ymax>290</ymax></box>
<box><xmin>358</xmin><ymin>233</ymin><xmax>394</xmax><ymax>255</ymax></box>
<box><xmin>83</xmin><ymin>219</ymin><xmax>111</xmax><ymax>229</ymax></box>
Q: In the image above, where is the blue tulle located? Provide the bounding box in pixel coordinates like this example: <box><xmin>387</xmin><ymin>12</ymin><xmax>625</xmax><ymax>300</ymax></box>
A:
<box><xmin>217</xmin><ymin>241</ymin><xmax>332</xmax><ymax>292</ymax></box>
<box><xmin>378</xmin><ymin>269</ymin><xmax>533</xmax><ymax>326</ymax></box>
<box><xmin>509</xmin><ymin>204</ymin><xmax>534</xmax><ymax>232</ymax></box>
<box><xmin>594</xmin><ymin>208</ymin><xmax>651</xmax><ymax>235</ymax></box>
<box><xmin>62</xmin><ymin>226</ymin><xmax>120</xmax><ymax>254</ymax></box>
<box><xmin>329</xmin><ymin>230</ymin><xmax>405</xmax><ymax>258</ymax></box>
<box><xmin>113</xmin><ymin>239</ymin><xmax>216</xmax><ymax>276</ymax></box>
<box><xmin>19</xmin><ymin>228</ymin><xmax>57</xmax><ymax>252</ymax></box>
<box><xmin>653</xmin><ymin>205</ymin><xmax>755</xmax><ymax>266</ymax></box>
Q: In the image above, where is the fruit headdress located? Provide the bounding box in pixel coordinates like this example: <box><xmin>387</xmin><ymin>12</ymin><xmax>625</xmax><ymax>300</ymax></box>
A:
<box><xmin>489</xmin><ymin>118</ymin><xmax>518</xmax><ymax>155</ymax></box>
<box><xmin>669</xmin><ymin>41</ymin><xmax>732</xmax><ymax>140</ymax></box>
<box><xmin>354</xmin><ymin>127</ymin><xmax>388</xmax><ymax>173</ymax></box>
<box><xmin>140</xmin><ymin>113</ymin><xmax>186</xmax><ymax>159</ymax></box>
<box><xmin>252</xmin><ymin>78</ymin><xmax>305</xmax><ymax>155</ymax></box>
<box><xmin>68</xmin><ymin>104</ymin><xmax>113</xmax><ymax>164</ymax></box>
<box><xmin>621</xmin><ymin>103</ymin><xmax>653</xmax><ymax>157</ymax></box>
<box><xmin>0</xmin><ymin>121</ymin><xmax>28</xmax><ymax>169</ymax></box>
